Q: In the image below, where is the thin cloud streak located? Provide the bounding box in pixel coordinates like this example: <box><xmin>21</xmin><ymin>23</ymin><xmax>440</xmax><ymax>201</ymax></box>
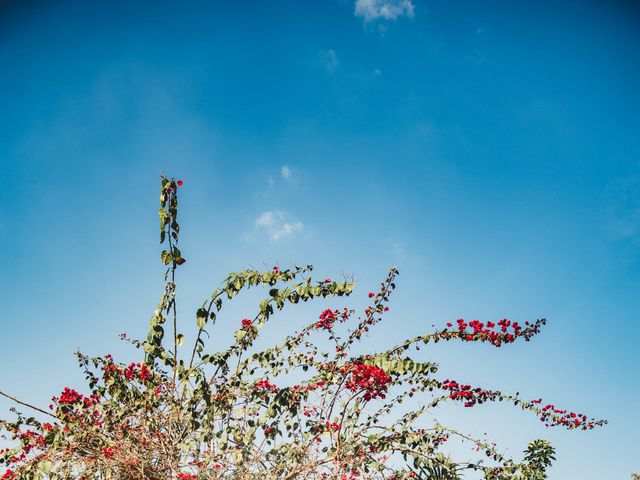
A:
<box><xmin>254</xmin><ymin>211</ymin><xmax>304</xmax><ymax>241</ymax></box>
<box><xmin>354</xmin><ymin>0</ymin><xmax>415</xmax><ymax>22</ymax></box>
<box><xmin>319</xmin><ymin>49</ymin><xmax>339</xmax><ymax>71</ymax></box>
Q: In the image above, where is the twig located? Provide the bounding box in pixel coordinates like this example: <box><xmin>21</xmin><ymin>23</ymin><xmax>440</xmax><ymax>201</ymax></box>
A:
<box><xmin>0</xmin><ymin>389</ymin><xmax>58</xmax><ymax>419</ymax></box>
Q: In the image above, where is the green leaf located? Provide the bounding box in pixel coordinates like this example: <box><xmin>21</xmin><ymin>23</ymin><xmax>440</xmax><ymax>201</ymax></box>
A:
<box><xmin>196</xmin><ymin>308</ymin><xmax>208</xmax><ymax>328</ymax></box>
<box><xmin>161</xmin><ymin>250</ymin><xmax>173</xmax><ymax>265</ymax></box>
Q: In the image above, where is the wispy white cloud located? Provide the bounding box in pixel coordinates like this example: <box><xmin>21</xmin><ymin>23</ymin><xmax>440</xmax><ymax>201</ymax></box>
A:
<box><xmin>254</xmin><ymin>211</ymin><xmax>304</xmax><ymax>241</ymax></box>
<box><xmin>355</xmin><ymin>0</ymin><xmax>414</xmax><ymax>22</ymax></box>
<box><xmin>319</xmin><ymin>49</ymin><xmax>339</xmax><ymax>71</ymax></box>
<box><xmin>281</xmin><ymin>164</ymin><xmax>292</xmax><ymax>181</ymax></box>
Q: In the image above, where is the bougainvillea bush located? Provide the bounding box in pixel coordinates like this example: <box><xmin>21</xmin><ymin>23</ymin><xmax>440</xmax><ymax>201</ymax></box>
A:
<box><xmin>0</xmin><ymin>177</ymin><xmax>606</xmax><ymax>480</ymax></box>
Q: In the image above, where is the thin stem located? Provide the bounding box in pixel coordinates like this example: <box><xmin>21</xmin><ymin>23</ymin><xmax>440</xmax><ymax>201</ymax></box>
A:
<box><xmin>0</xmin><ymin>389</ymin><xmax>58</xmax><ymax>419</ymax></box>
<box><xmin>166</xmin><ymin>196</ymin><xmax>178</xmax><ymax>384</ymax></box>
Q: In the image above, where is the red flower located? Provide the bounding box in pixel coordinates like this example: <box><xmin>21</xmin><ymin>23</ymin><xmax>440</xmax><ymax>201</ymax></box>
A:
<box><xmin>124</xmin><ymin>363</ymin><xmax>137</xmax><ymax>380</ymax></box>
<box><xmin>241</xmin><ymin>318</ymin><xmax>253</xmax><ymax>328</ymax></box>
<box><xmin>325</xmin><ymin>277</ymin><xmax>332</xmax><ymax>283</ymax></box>
<box><xmin>254</xmin><ymin>379</ymin><xmax>278</xmax><ymax>393</ymax></box>
<box><xmin>139</xmin><ymin>363</ymin><xmax>152</xmax><ymax>382</ymax></box>
<box><xmin>177</xmin><ymin>180</ymin><xmax>184</xmax><ymax>186</ymax></box>
<box><xmin>344</xmin><ymin>362</ymin><xmax>391</xmax><ymax>401</ymax></box>
<box><xmin>317</xmin><ymin>309</ymin><xmax>337</xmax><ymax>330</ymax></box>
<box><xmin>102</xmin><ymin>446</ymin><xmax>115</xmax><ymax>458</ymax></box>
<box><xmin>56</xmin><ymin>388</ymin><xmax>83</xmax><ymax>405</ymax></box>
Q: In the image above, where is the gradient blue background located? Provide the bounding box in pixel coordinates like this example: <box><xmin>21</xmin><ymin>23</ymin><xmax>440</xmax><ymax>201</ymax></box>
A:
<box><xmin>1</xmin><ymin>0</ymin><xmax>639</xmax><ymax>477</ymax></box>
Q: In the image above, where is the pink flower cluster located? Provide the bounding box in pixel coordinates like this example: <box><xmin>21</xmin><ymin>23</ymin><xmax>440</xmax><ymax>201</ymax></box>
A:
<box><xmin>316</xmin><ymin>308</ymin><xmax>350</xmax><ymax>330</ymax></box>
<box><xmin>441</xmin><ymin>318</ymin><xmax>545</xmax><ymax>347</ymax></box>
<box><xmin>56</xmin><ymin>387</ymin><xmax>83</xmax><ymax>405</ymax></box>
<box><xmin>124</xmin><ymin>363</ymin><xmax>153</xmax><ymax>382</ymax></box>
<box><xmin>241</xmin><ymin>318</ymin><xmax>253</xmax><ymax>328</ymax></box>
<box><xmin>102</xmin><ymin>356</ymin><xmax>153</xmax><ymax>383</ymax></box>
<box><xmin>532</xmin><ymin>399</ymin><xmax>598</xmax><ymax>430</ymax></box>
<box><xmin>254</xmin><ymin>379</ymin><xmax>279</xmax><ymax>393</ymax></box>
<box><xmin>343</xmin><ymin>362</ymin><xmax>392</xmax><ymax>401</ymax></box>
<box><xmin>441</xmin><ymin>380</ymin><xmax>497</xmax><ymax>407</ymax></box>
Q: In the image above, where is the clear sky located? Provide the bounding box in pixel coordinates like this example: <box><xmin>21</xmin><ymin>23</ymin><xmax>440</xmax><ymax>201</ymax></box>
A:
<box><xmin>1</xmin><ymin>0</ymin><xmax>639</xmax><ymax>477</ymax></box>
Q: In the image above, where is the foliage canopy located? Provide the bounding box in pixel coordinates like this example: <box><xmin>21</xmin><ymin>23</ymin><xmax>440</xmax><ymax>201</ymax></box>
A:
<box><xmin>0</xmin><ymin>177</ymin><xmax>606</xmax><ymax>479</ymax></box>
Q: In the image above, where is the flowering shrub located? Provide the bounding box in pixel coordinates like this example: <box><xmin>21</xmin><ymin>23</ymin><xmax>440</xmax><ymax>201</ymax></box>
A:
<box><xmin>0</xmin><ymin>177</ymin><xmax>606</xmax><ymax>479</ymax></box>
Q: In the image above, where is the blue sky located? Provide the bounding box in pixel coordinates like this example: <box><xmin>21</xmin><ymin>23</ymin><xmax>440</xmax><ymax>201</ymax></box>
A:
<box><xmin>1</xmin><ymin>0</ymin><xmax>639</xmax><ymax>477</ymax></box>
